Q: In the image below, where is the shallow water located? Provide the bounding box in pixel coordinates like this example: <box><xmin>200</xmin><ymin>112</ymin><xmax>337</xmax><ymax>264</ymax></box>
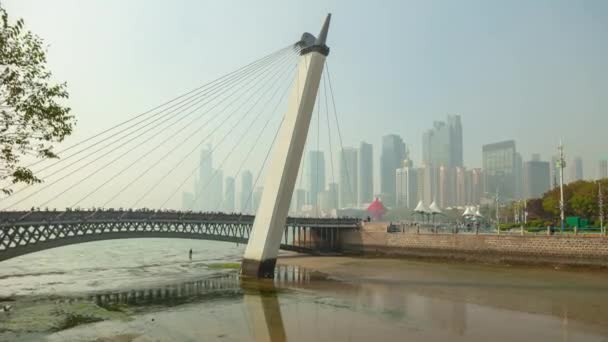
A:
<box><xmin>1</xmin><ymin>239</ymin><xmax>608</xmax><ymax>341</ymax></box>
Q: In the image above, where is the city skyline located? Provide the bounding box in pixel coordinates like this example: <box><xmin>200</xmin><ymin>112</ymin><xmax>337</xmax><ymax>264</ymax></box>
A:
<box><xmin>2</xmin><ymin>0</ymin><xmax>606</xmax><ymax>211</ymax></box>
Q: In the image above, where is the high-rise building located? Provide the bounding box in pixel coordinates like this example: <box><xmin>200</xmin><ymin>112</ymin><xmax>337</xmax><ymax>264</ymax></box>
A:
<box><xmin>523</xmin><ymin>155</ymin><xmax>550</xmax><ymax>199</ymax></box>
<box><xmin>292</xmin><ymin>188</ymin><xmax>306</xmax><ymax>214</ymax></box>
<box><xmin>381</xmin><ymin>134</ymin><xmax>406</xmax><ymax>207</ymax></box>
<box><xmin>252</xmin><ymin>186</ymin><xmax>263</xmax><ymax>212</ymax></box>
<box><xmin>514</xmin><ymin>152</ymin><xmax>523</xmax><ymax>199</ymax></box>
<box><xmin>307</xmin><ymin>150</ymin><xmax>325</xmax><ymax>208</ymax></box>
<box><xmin>239</xmin><ymin>170</ymin><xmax>253</xmax><ymax>213</ymax></box>
<box><xmin>416</xmin><ymin>163</ymin><xmax>437</xmax><ymax>206</ymax></box>
<box><xmin>482</xmin><ymin>140</ymin><xmax>517</xmax><ymax>201</ymax></box>
<box><xmin>448</xmin><ymin>115</ymin><xmax>463</xmax><ymax>167</ymax></box>
<box><xmin>570</xmin><ymin>157</ymin><xmax>584</xmax><ymax>182</ymax></box>
<box><xmin>438</xmin><ymin>166</ymin><xmax>456</xmax><ymax>208</ymax></box>
<box><xmin>455</xmin><ymin>167</ymin><xmax>467</xmax><ymax>206</ymax></box>
<box><xmin>422</xmin><ymin>115</ymin><xmax>463</xmax><ymax>168</ymax></box>
<box><xmin>599</xmin><ymin>160</ymin><xmax>608</xmax><ymax>179</ymax></box>
<box><xmin>423</xmin><ymin>122</ymin><xmax>449</xmax><ymax>168</ymax></box>
<box><xmin>196</xmin><ymin>145</ymin><xmax>214</xmax><ymax>211</ymax></box>
<box><xmin>223</xmin><ymin>177</ymin><xmax>235</xmax><ymax>212</ymax></box>
<box><xmin>209</xmin><ymin>169</ymin><xmax>223</xmax><ymax>211</ymax></box>
<box><xmin>327</xmin><ymin>182</ymin><xmax>339</xmax><ymax>211</ymax></box>
<box><xmin>469</xmin><ymin>168</ymin><xmax>483</xmax><ymax>205</ymax></box>
<box><xmin>318</xmin><ymin>183</ymin><xmax>339</xmax><ymax>213</ymax></box>
<box><xmin>340</xmin><ymin>147</ymin><xmax>358</xmax><ymax>208</ymax></box>
<box><xmin>396</xmin><ymin>159</ymin><xmax>417</xmax><ymax>208</ymax></box>
<box><xmin>358</xmin><ymin>142</ymin><xmax>373</xmax><ymax>206</ymax></box>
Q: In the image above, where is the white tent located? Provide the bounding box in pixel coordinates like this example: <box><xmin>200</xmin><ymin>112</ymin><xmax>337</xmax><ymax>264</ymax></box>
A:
<box><xmin>414</xmin><ymin>200</ymin><xmax>429</xmax><ymax>213</ymax></box>
<box><xmin>474</xmin><ymin>206</ymin><xmax>483</xmax><ymax>218</ymax></box>
<box><xmin>462</xmin><ymin>206</ymin><xmax>474</xmax><ymax>217</ymax></box>
<box><xmin>429</xmin><ymin>201</ymin><xmax>442</xmax><ymax>214</ymax></box>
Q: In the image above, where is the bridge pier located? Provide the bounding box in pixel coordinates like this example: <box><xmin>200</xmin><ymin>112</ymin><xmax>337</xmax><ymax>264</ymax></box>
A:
<box><xmin>242</xmin><ymin>14</ymin><xmax>332</xmax><ymax>278</ymax></box>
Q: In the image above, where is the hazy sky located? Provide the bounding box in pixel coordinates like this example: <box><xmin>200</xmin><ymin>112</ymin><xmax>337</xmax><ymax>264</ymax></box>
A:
<box><xmin>2</xmin><ymin>0</ymin><xmax>607</xmax><ymax>209</ymax></box>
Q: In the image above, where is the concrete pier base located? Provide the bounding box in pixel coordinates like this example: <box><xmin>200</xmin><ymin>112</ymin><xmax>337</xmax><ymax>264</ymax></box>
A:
<box><xmin>241</xmin><ymin>258</ymin><xmax>277</xmax><ymax>279</ymax></box>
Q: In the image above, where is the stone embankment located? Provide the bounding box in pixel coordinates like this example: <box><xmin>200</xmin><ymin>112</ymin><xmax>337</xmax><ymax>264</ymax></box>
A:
<box><xmin>340</xmin><ymin>222</ymin><xmax>608</xmax><ymax>267</ymax></box>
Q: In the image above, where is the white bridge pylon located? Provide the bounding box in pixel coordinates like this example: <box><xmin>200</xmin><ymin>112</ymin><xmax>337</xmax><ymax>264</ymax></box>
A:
<box><xmin>242</xmin><ymin>14</ymin><xmax>332</xmax><ymax>278</ymax></box>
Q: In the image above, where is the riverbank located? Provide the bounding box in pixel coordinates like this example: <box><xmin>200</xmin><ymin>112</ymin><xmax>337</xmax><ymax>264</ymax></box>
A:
<box><xmin>277</xmin><ymin>255</ymin><xmax>608</xmax><ymax>333</ymax></box>
<box><xmin>2</xmin><ymin>239</ymin><xmax>608</xmax><ymax>341</ymax></box>
<box><xmin>338</xmin><ymin>223</ymin><xmax>608</xmax><ymax>268</ymax></box>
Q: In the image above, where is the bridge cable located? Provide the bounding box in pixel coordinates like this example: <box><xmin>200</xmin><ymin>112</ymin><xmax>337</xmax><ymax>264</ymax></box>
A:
<box><xmin>315</xmin><ymin>81</ymin><xmax>321</xmax><ymax>217</ymax></box>
<box><xmin>241</xmin><ymin>115</ymin><xmax>286</xmax><ymax>214</ymax></box>
<box><xmin>186</xmin><ymin>69</ymin><xmax>294</xmax><ymax>213</ymax></box>
<box><xmin>22</xmin><ymin>44</ymin><xmax>296</xmax><ymax>169</ymax></box>
<box><xmin>153</xmin><ymin>54</ymin><xmax>298</xmax><ymax>209</ymax></box>
<box><xmin>323</xmin><ymin>73</ymin><xmax>337</xmax><ymax>205</ymax></box>
<box><xmin>72</xmin><ymin>50</ymin><xmax>300</xmax><ymax>209</ymax></box>
<box><xmin>326</xmin><ymin>63</ymin><xmax>356</xmax><ymax>209</ymax></box>
<box><xmin>3</xmin><ymin>49</ymin><xmax>298</xmax><ymax>210</ymax></box>
<box><xmin>1</xmin><ymin>47</ymin><xmax>295</xmax><ymax>202</ymax></box>
<box><xmin>136</xmin><ymin>60</ymin><xmax>297</xmax><ymax>209</ymax></box>
<box><xmin>212</xmin><ymin>65</ymin><xmax>296</xmax><ymax>212</ymax></box>
<box><xmin>34</xmin><ymin>48</ymin><xmax>291</xmax><ymax>175</ymax></box>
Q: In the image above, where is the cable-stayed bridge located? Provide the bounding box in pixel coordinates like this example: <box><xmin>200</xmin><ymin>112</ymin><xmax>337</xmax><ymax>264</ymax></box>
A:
<box><xmin>0</xmin><ymin>15</ymin><xmax>354</xmax><ymax>276</ymax></box>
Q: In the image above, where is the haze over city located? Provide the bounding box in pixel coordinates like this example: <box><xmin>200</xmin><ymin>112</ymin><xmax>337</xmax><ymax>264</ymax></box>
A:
<box><xmin>2</xmin><ymin>0</ymin><xmax>607</xmax><ymax>210</ymax></box>
<box><xmin>3</xmin><ymin>2</ymin><xmax>608</xmax><ymax>340</ymax></box>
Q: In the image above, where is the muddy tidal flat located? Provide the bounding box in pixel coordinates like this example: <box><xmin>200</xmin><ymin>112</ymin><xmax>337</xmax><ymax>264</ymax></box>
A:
<box><xmin>1</xmin><ymin>240</ymin><xmax>608</xmax><ymax>341</ymax></box>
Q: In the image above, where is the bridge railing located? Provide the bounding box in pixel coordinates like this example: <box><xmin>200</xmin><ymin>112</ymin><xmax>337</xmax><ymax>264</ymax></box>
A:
<box><xmin>0</xmin><ymin>209</ymin><xmax>360</xmax><ymax>227</ymax></box>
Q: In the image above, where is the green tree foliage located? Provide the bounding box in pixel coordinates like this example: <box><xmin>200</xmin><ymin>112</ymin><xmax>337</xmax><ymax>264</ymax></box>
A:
<box><xmin>0</xmin><ymin>5</ymin><xmax>74</xmax><ymax>194</ymax></box>
<box><xmin>525</xmin><ymin>198</ymin><xmax>547</xmax><ymax>220</ymax></box>
<box><xmin>537</xmin><ymin>179</ymin><xmax>608</xmax><ymax>223</ymax></box>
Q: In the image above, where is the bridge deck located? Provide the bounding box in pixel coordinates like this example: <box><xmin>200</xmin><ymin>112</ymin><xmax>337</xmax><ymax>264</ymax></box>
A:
<box><xmin>0</xmin><ymin>210</ymin><xmax>360</xmax><ymax>262</ymax></box>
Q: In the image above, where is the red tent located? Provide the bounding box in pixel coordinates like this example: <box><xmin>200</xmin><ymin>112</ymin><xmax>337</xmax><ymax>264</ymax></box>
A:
<box><xmin>366</xmin><ymin>197</ymin><xmax>386</xmax><ymax>220</ymax></box>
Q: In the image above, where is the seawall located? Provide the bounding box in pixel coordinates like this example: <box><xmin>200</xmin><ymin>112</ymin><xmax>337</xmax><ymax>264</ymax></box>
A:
<box><xmin>340</xmin><ymin>223</ymin><xmax>608</xmax><ymax>268</ymax></box>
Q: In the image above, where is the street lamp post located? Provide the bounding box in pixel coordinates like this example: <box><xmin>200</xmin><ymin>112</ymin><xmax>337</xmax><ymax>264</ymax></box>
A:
<box><xmin>558</xmin><ymin>142</ymin><xmax>566</xmax><ymax>234</ymax></box>
<box><xmin>495</xmin><ymin>189</ymin><xmax>500</xmax><ymax>235</ymax></box>
<box><xmin>599</xmin><ymin>180</ymin><xmax>604</xmax><ymax>236</ymax></box>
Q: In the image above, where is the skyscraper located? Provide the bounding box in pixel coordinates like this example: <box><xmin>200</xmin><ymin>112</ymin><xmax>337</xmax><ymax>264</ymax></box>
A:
<box><xmin>380</xmin><ymin>134</ymin><xmax>406</xmax><ymax>207</ymax></box>
<box><xmin>252</xmin><ymin>186</ymin><xmax>263</xmax><ymax>212</ymax></box>
<box><xmin>570</xmin><ymin>157</ymin><xmax>584</xmax><ymax>182</ymax></box>
<box><xmin>318</xmin><ymin>183</ymin><xmax>339</xmax><ymax>213</ymax></box>
<box><xmin>515</xmin><ymin>152</ymin><xmax>523</xmax><ymax>199</ymax></box>
<box><xmin>422</xmin><ymin>115</ymin><xmax>463</xmax><ymax>168</ymax></box>
<box><xmin>291</xmin><ymin>188</ymin><xmax>306</xmax><ymax>214</ymax></box>
<box><xmin>307</xmin><ymin>150</ymin><xmax>325</xmax><ymax>209</ymax></box>
<box><xmin>240</xmin><ymin>170</ymin><xmax>253</xmax><ymax>213</ymax></box>
<box><xmin>438</xmin><ymin>165</ymin><xmax>456</xmax><ymax>208</ymax></box>
<box><xmin>423</xmin><ymin>121</ymin><xmax>449</xmax><ymax>168</ymax></box>
<box><xmin>482</xmin><ymin>140</ymin><xmax>517</xmax><ymax>201</ymax></box>
<box><xmin>396</xmin><ymin>159</ymin><xmax>417</xmax><ymax>208</ymax></box>
<box><xmin>523</xmin><ymin>155</ymin><xmax>550</xmax><ymax>199</ymax></box>
<box><xmin>209</xmin><ymin>169</ymin><xmax>223</xmax><ymax>211</ymax></box>
<box><xmin>469</xmin><ymin>168</ymin><xmax>483</xmax><ymax>205</ymax></box>
<box><xmin>339</xmin><ymin>147</ymin><xmax>358</xmax><ymax>208</ymax></box>
<box><xmin>358</xmin><ymin>142</ymin><xmax>373</xmax><ymax>206</ymax></box>
<box><xmin>448</xmin><ymin>115</ymin><xmax>463</xmax><ymax>167</ymax></box>
<box><xmin>223</xmin><ymin>176</ymin><xmax>235</xmax><ymax>212</ymax></box>
<box><xmin>196</xmin><ymin>145</ymin><xmax>213</xmax><ymax>211</ymax></box>
<box><xmin>599</xmin><ymin>160</ymin><xmax>608</xmax><ymax>179</ymax></box>
<box><xmin>416</xmin><ymin>163</ymin><xmax>437</xmax><ymax>206</ymax></box>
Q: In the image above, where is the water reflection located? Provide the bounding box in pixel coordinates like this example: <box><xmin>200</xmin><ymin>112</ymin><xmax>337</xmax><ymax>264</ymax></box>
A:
<box><xmin>40</xmin><ymin>264</ymin><xmax>608</xmax><ymax>341</ymax></box>
<box><xmin>242</xmin><ymin>280</ymin><xmax>287</xmax><ymax>342</ymax></box>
